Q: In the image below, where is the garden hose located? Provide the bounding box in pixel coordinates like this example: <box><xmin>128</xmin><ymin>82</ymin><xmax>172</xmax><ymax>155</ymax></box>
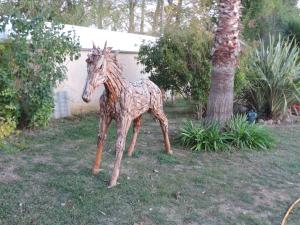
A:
<box><xmin>280</xmin><ymin>198</ymin><xmax>300</xmax><ymax>225</ymax></box>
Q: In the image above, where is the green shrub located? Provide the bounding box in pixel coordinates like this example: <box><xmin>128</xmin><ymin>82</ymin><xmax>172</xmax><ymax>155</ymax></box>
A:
<box><xmin>179</xmin><ymin>121</ymin><xmax>229</xmax><ymax>152</ymax></box>
<box><xmin>0</xmin><ymin>15</ymin><xmax>80</xmax><ymax>128</ymax></box>
<box><xmin>138</xmin><ymin>24</ymin><xmax>212</xmax><ymax>104</ymax></box>
<box><xmin>285</xmin><ymin>16</ymin><xmax>300</xmax><ymax>45</ymax></box>
<box><xmin>0</xmin><ymin>43</ymin><xmax>19</xmax><ymax>143</ymax></box>
<box><xmin>179</xmin><ymin>115</ymin><xmax>275</xmax><ymax>152</ymax></box>
<box><xmin>242</xmin><ymin>0</ymin><xmax>300</xmax><ymax>42</ymax></box>
<box><xmin>234</xmin><ymin>47</ymin><xmax>252</xmax><ymax>98</ymax></box>
<box><xmin>225</xmin><ymin>115</ymin><xmax>275</xmax><ymax>150</ymax></box>
<box><xmin>240</xmin><ymin>35</ymin><xmax>300</xmax><ymax>119</ymax></box>
<box><xmin>0</xmin><ymin>118</ymin><xmax>16</xmax><ymax>142</ymax></box>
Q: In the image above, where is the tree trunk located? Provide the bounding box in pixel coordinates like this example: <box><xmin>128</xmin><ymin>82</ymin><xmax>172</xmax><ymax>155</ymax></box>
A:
<box><xmin>152</xmin><ymin>0</ymin><xmax>161</xmax><ymax>34</ymax></box>
<box><xmin>97</xmin><ymin>0</ymin><xmax>104</xmax><ymax>29</ymax></box>
<box><xmin>140</xmin><ymin>0</ymin><xmax>145</xmax><ymax>33</ymax></box>
<box><xmin>128</xmin><ymin>0</ymin><xmax>136</xmax><ymax>33</ymax></box>
<box><xmin>159</xmin><ymin>0</ymin><xmax>164</xmax><ymax>35</ymax></box>
<box><xmin>175</xmin><ymin>0</ymin><xmax>183</xmax><ymax>25</ymax></box>
<box><xmin>206</xmin><ymin>0</ymin><xmax>242</xmax><ymax>124</ymax></box>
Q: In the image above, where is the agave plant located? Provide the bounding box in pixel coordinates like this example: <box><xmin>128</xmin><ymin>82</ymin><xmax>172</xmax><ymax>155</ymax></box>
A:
<box><xmin>244</xmin><ymin>35</ymin><xmax>300</xmax><ymax>119</ymax></box>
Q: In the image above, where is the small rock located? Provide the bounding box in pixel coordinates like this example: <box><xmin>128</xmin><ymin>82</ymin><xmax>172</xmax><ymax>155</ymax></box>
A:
<box><xmin>290</xmin><ymin>115</ymin><xmax>299</xmax><ymax>123</ymax></box>
<box><xmin>258</xmin><ymin>119</ymin><xmax>264</xmax><ymax>123</ymax></box>
<box><xmin>265</xmin><ymin>119</ymin><xmax>273</xmax><ymax>125</ymax></box>
<box><xmin>283</xmin><ymin>117</ymin><xmax>293</xmax><ymax>123</ymax></box>
<box><xmin>174</xmin><ymin>191</ymin><xmax>181</xmax><ymax>200</ymax></box>
<box><xmin>276</xmin><ymin>120</ymin><xmax>281</xmax><ymax>125</ymax></box>
<box><xmin>134</xmin><ymin>222</ymin><xmax>144</xmax><ymax>225</ymax></box>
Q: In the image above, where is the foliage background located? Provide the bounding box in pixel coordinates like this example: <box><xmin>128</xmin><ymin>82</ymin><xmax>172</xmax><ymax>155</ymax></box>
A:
<box><xmin>242</xmin><ymin>0</ymin><xmax>300</xmax><ymax>42</ymax></box>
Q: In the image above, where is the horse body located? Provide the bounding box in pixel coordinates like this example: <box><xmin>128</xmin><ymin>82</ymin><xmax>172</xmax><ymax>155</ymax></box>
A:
<box><xmin>82</xmin><ymin>43</ymin><xmax>172</xmax><ymax>188</ymax></box>
<box><xmin>100</xmin><ymin>79</ymin><xmax>163</xmax><ymax>119</ymax></box>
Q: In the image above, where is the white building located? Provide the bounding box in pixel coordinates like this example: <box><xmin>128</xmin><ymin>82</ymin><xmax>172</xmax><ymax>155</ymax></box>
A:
<box><xmin>53</xmin><ymin>25</ymin><xmax>157</xmax><ymax>118</ymax></box>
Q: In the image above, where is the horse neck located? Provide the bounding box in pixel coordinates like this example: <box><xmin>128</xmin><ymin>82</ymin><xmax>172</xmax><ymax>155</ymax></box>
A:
<box><xmin>103</xmin><ymin>60</ymin><xmax>127</xmax><ymax>102</ymax></box>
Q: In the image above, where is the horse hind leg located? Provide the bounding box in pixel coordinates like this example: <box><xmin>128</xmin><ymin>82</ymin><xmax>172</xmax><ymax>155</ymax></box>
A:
<box><xmin>128</xmin><ymin>116</ymin><xmax>142</xmax><ymax>157</ymax></box>
<box><xmin>151</xmin><ymin>109</ymin><xmax>172</xmax><ymax>154</ymax></box>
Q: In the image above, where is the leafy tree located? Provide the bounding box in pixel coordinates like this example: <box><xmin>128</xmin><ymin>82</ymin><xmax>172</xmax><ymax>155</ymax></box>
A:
<box><xmin>0</xmin><ymin>0</ymin><xmax>218</xmax><ymax>35</ymax></box>
<box><xmin>138</xmin><ymin>24</ymin><xmax>212</xmax><ymax>104</ymax></box>
<box><xmin>242</xmin><ymin>0</ymin><xmax>300</xmax><ymax>42</ymax></box>
<box><xmin>0</xmin><ymin>15</ymin><xmax>80</xmax><ymax>128</ymax></box>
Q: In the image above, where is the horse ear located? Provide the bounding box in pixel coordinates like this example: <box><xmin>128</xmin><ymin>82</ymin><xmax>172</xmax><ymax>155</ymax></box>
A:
<box><xmin>107</xmin><ymin>47</ymin><xmax>113</xmax><ymax>52</ymax></box>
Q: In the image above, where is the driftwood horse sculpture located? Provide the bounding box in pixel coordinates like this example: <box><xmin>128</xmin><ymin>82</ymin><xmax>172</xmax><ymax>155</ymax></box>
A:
<box><xmin>82</xmin><ymin>42</ymin><xmax>172</xmax><ymax>188</ymax></box>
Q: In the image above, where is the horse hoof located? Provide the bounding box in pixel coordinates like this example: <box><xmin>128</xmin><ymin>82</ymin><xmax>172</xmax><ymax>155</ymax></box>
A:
<box><xmin>92</xmin><ymin>168</ymin><xmax>102</xmax><ymax>175</ymax></box>
<box><xmin>108</xmin><ymin>182</ymin><xmax>119</xmax><ymax>189</ymax></box>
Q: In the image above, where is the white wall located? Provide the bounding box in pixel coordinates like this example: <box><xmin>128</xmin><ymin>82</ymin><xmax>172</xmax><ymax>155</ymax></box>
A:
<box><xmin>54</xmin><ymin>50</ymin><xmax>149</xmax><ymax>115</ymax></box>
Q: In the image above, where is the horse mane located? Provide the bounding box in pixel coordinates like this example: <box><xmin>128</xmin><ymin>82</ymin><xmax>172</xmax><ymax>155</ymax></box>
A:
<box><xmin>104</xmin><ymin>52</ymin><xmax>127</xmax><ymax>106</ymax></box>
<box><xmin>106</xmin><ymin>53</ymin><xmax>124</xmax><ymax>79</ymax></box>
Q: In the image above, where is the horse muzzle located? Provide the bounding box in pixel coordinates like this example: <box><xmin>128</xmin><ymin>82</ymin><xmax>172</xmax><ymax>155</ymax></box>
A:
<box><xmin>82</xmin><ymin>92</ymin><xmax>91</xmax><ymax>103</ymax></box>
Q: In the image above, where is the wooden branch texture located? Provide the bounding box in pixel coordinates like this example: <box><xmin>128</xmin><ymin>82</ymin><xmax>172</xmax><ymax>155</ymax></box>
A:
<box><xmin>82</xmin><ymin>43</ymin><xmax>172</xmax><ymax>188</ymax></box>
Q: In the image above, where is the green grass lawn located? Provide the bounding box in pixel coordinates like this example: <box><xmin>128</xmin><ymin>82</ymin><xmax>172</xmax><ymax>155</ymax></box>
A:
<box><xmin>1</xmin><ymin>104</ymin><xmax>300</xmax><ymax>225</ymax></box>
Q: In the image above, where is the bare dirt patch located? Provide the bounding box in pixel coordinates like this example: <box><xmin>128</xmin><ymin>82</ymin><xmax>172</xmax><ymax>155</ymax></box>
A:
<box><xmin>0</xmin><ymin>164</ymin><xmax>21</xmax><ymax>183</ymax></box>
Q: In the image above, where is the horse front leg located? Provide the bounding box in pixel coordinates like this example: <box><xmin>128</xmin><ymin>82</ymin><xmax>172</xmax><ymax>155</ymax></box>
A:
<box><xmin>92</xmin><ymin>115</ymin><xmax>112</xmax><ymax>175</ymax></box>
<box><xmin>128</xmin><ymin>115</ymin><xmax>142</xmax><ymax>156</ymax></box>
<box><xmin>108</xmin><ymin>117</ymin><xmax>131</xmax><ymax>188</ymax></box>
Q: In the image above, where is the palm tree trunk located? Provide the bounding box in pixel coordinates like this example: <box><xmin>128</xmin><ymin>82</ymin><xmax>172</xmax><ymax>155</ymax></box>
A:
<box><xmin>206</xmin><ymin>0</ymin><xmax>242</xmax><ymax>124</ymax></box>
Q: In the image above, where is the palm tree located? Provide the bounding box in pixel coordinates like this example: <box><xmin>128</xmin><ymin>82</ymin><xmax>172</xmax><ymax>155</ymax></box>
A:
<box><xmin>206</xmin><ymin>0</ymin><xmax>242</xmax><ymax>124</ymax></box>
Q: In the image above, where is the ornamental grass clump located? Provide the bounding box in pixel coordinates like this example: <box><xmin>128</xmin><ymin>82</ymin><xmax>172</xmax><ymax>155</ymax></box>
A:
<box><xmin>179</xmin><ymin>115</ymin><xmax>275</xmax><ymax>152</ymax></box>
<box><xmin>225</xmin><ymin>115</ymin><xmax>275</xmax><ymax>150</ymax></box>
<box><xmin>179</xmin><ymin>121</ymin><xmax>229</xmax><ymax>151</ymax></box>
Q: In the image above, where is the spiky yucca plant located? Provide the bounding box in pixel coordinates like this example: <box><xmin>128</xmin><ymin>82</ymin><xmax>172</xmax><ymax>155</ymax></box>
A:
<box><xmin>245</xmin><ymin>35</ymin><xmax>300</xmax><ymax>119</ymax></box>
